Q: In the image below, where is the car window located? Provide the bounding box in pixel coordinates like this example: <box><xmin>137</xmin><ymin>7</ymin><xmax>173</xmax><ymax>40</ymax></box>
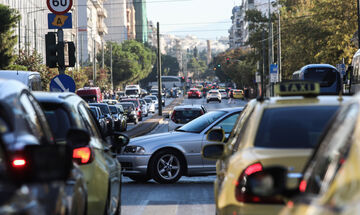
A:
<box><xmin>214</xmin><ymin>113</ymin><xmax>240</xmax><ymax>133</ymax></box>
<box><xmin>177</xmin><ymin>111</ymin><xmax>226</xmax><ymax>133</ymax></box>
<box><xmin>78</xmin><ymin>103</ymin><xmax>100</xmax><ymax>138</ymax></box>
<box><xmin>232</xmin><ymin>106</ymin><xmax>254</xmax><ymax>152</ymax></box>
<box><xmin>90</xmin><ymin>108</ymin><xmax>99</xmax><ymax>118</ymax></box>
<box><xmin>90</xmin><ymin>104</ymin><xmax>110</xmax><ymax>115</ymax></box>
<box><xmin>172</xmin><ymin>109</ymin><xmax>202</xmax><ymax>124</ymax></box>
<box><xmin>303</xmin><ymin>103</ymin><xmax>358</xmax><ymax>195</ymax></box>
<box><xmin>19</xmin><ymin>93</ymin><xmax>47</xmax><ymax>142</ymax></box>
<box><xmin>254</xmin><ymin>106</ymin><xmax>339</xmax><ymax>148</ymax></box>
<box><xmin>42</xmin><ymin>104</ymin><xmax>72</xmax><ymax>142</ymax></box>
<box><xmin>109</xmin><ymin>106</ymin><xmax>117</xmax><ymax>114</ymax></box>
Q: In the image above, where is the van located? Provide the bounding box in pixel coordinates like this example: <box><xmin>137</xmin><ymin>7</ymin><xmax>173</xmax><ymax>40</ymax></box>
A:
<box><xmin>125</xmin><ymin>85</ymin><xmax>141</xmax><ymax>97</ymax></box>
<box><xmin>0</xmin><ymin>70</ymin><xmax>42</xmax><ymax>91</ymax></box>
<box><xmin>76</xmin><ymin>87</ymin><xmax>102</xmax><ymax>103</ymax></box>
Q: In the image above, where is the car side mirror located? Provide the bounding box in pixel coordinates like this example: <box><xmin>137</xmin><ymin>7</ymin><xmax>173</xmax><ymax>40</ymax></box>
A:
<box><xmin>246</xmin><ymin>166</ymin><xmax>288</xmax><ymax>198</ymax></box>
<box><xmin>207</xmin><ymin>127</ymin><xmax>225</xmax><ymax>142</ymax></box>
<box><xmin>66</xmin><ymin>128</ymin><xmax>91</xmax><ymax>148</ymax></box>
<box><xmin>201</xmin><ymin>143</ymin><xmax>224</xmax><ymax>160</ymax></box>
<box><xmin>9</xmin><ymin>144</ymin><xmax>72</xmax><ymax>183</ymax></box>
<box><xmin>112</xmin><ymin>131</ymin><xmax>130</xmax><ymax>149</ymax></box>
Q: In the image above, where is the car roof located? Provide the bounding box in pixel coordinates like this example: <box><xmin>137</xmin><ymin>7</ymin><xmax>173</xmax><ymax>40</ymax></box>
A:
<box><xmin>119</xmin><ymin>102</ymin><xmax>134</xmax><ymax>105</ymax></box>
<box><xmin>260</xmin><ymin>95</ymin><xmax>351</xmax><ymax>108</ymax></box>
<box><xmin>0</xmin><ymin>79</ymin><xmax>29</xmax><ymax>99</ymax></box>
<box><xmin>173</xmin><ymin>105</ymin><xmax>203</xmax><ymax>110</ymax></box>
<box><xmin>33</xmin><ymin>92</ymin><xmax>80</xmax><ymax>104</ymax></box>
<box><xmin>300</xmin><ymin>64</ymin><xmax>337</xmax><ymax>71</ymax></box>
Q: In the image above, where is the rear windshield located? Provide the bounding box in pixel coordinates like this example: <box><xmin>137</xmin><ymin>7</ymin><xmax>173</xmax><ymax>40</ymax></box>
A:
<box><xmin>109</xmin><ymin>106</ymin><xmax>117</xmax><ymax>114</ymax></box>
<box><xmin>43</xmin><ymin>106</ymin><xmax>72</xmax><ymax>141</ymax></box>
<box><xmin>177</xmin><ymin>111</ymin><xmax>226</xmax><ymax>133</ymax></box>
<box><xmin>80</xmin><ymin>95</ymin><xmax>97</xmax><ymax>103</ymax></box>
<box><xmin>254</xmin><ymin>106</ymin><xmax>338</xmax><ymax>148</ymax></box>
<box><xmin>304</xmin><ymin>68</ymin><xmax>338</xmax><ymax>87</ymax></box>
<box><xmin>173</xmin><ymin>109</ymin><xmax>202</xmax><ymax>124</ymax></box>
<box><xmin>90</xmin><ymin>104</ymin><xmax>110</xmax><ymax>115</ymax></box>
<box><xmin>210</xmin><ymin>92</ymin><xmax>218</xmax><ymax>95</ymax></box>
<box><xmin>190</xmin><ymin>89</ymin><xmax>198</xmax><ymax>92</ymax></box>
<box><xmin>90</xmin><ymin>107</ymin><xmax>99</xmax><ymax>117</ymax></box>
<box><xmin>126</xmin><ymin>89</ymin><xmax>139</xmax><ymax>95</ymax></box>
<box><xmin>121</xmin><ymin>100</ymin><xmax>138</xmax><ymax>107</ymax></box>
<box><xmin>144</xmin><ymin>98</ymin><xmax>152</xmax><ymax>103</ymax></box>
<box><xmin>120</xmin><ymin>103</ymin><xmax>134</xmax><ymax>110</ymax></box>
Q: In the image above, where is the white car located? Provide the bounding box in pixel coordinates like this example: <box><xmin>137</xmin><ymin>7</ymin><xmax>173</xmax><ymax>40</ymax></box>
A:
<box><xmin>139</xmin><ymin>99</ymin><xmax>149</xmax><ymax>117</ymax></box>
<box><xmin>143</xmin><ymin>97</ymin><xmax>156</xmax><ymax>113</ymax></box>
<box><xmin>206</xmin><ymin>90</ymin><xmax>222</xmax><ymax>103</ymax></box>
<box><xmin>168</xmin><ymin>105</ymin><xmax>207</xmax><ymax>131</ymax></box>
<box><xmin>219</xmin><ymin>89</ymin><xmax>228</xmax><ymax>99</ymax></box>
<box><xmin>145</xmin><ymin>95</ymin><xmax>159</xmax><ymax>109</ymax></box>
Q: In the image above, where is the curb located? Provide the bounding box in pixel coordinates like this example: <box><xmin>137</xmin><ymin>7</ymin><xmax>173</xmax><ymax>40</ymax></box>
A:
<box><xmin>124</xmin><ymin>96</ymin><xmax>183</xmax><ymax>138</ymax></box>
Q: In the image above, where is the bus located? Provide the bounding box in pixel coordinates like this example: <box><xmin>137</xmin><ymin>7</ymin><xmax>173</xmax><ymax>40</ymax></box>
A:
<box><xmin>349</xmin><ymin>49</ymin><xmax>360</xmax><ymax>94</ymax></box>
<box><xmin>292</xmin><ymin>64</ymin><xmax>341</xmax><ymax>94</ymax></box>
<box><xmin>148</xmin><ymin>76</ymin><xmax>182</xmax><ymax>90</ymax></box>
<box><xmin>0</xmin><ymin>70</ymin><xmax>42</xmax><ymax>91</ymax></box>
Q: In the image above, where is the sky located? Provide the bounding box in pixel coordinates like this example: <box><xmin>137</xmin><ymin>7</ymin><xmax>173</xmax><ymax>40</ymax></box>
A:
<box><xmin>147</xmin><ymin>0</ymin><xmax>242</xmax><ymax>40</ymax></box>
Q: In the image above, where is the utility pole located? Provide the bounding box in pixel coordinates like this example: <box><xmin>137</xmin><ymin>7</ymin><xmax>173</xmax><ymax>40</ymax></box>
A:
<box><xmin>268</xmin><ymin>0</ymin><xmax>272</xmax><ymax>96</ymax></box>
<box><xmin>102</xmin><ymin>41</ymin><xmax>105</xmax><ymax>68</ymax></box>
<box><xmin>34</xmin><ymin>19</ymin><xmax>37</xmax><ymax>52</ymax></box>
<box><xmin>157</xmin><ymin>22</ymin><xmax>163</xmax><ymax>116</ymax></box>
<box><xmin>93</xmin><ymin>39</ymin><xmax>96</xmax><ymax>86</ymax></box>
<box><xmin>18</xmin><ymin>21</ymin><xmax>20</xmax><ymax>55</ymax></box>
<box><xmin>262</xmin><ymin>30</ymin><xmax>266</xmax><ymax>98</ymax></box>
<box><xmin>110</xmin><ymin>43</ymin><xmax>113</xmax><ymax>91</ymax></box>
<box><xmin>278</xmin><ymin>11</ymin><xmax>282</xmax><ymax>82</ymax></box>
<box><xmin>358</xmin><ymin>0</ymin><xmax>360</xmax><ymax>48</ymax></box>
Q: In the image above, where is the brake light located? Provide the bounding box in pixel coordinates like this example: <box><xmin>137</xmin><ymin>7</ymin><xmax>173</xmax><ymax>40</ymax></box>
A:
<box><xmin>12</xmin><ymin>158</ymin><xmax>26</xmax><ymax>168</ymax></box>
<box><xmin>73</xmin><ymin>147</ymin><xmax>93</xmax><ymax>164</ymax></box>
<box><xmin>299</xmin><ymin>180</ymin><xmax>307</xmax><ymax>192</ymax></box>
<box><xmin>171</xmin><ymin>110</ymin><xmax>176</xmax><ymax>122</ymax></box>
<box><xmin>235</xmin><ymin>162</ymin><xmax>283</xmax><ymax>204</ymax></box>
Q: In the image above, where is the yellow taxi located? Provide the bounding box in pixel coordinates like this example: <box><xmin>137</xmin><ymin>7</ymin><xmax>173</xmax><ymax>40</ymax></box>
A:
<box><xmin>243</xmin><ymin>92</ymin><xmax>360</xmax><ymax>215</ymax></box>
<box><xmin>202</xmin><ymin>82</ymin><xmax>350</xmax><ymax>215</ymax></box>
<box><xmin>233</xmin><ymin>89</ymin><xmax>244</xmax><ymax>99</ymax></box>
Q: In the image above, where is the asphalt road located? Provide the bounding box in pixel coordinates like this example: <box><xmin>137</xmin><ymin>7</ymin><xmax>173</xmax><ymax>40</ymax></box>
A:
<box><xmin>121</xmin><ymin>96</ymin><xmax>248</xmax><ymax>215</ymax></box>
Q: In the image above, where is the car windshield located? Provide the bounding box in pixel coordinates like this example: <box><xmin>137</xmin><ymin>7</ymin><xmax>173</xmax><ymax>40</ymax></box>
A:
<box><xmin>177</xmin><ymin>111</ymin><xmax>226</xmax><ymax>133</ymax></box>
<box><xmin>90</xmin><ymin>104</ymin><xmax>110</xmax><ymax>115</ymax></box>
<box><xmin>126</xmin><ymin>89</ymin><xmax>139</xmax><ymax>95</ymax></box>
<box><xmin>109</xmin><ymin>106</ymin><xmax>117</xmax><ymax>114</ymax></box>
<box><xmin>172</xmin><ymin>109</ymin><xmax>203</xmax><ymax>124</ymax></box>
<box><xmin>254</xmin><ymin>106</ymin><xmax>339</xmax><ymax>148</ymax></box>
<box><xmin>120</xmin><ymin>103</ymin><xmax>134</xmax><ymax>111</ymax></box>
<box><xmin>304</xmin><ymin>68</ymin><xmax>338</xmax><ymax>87</ymax></box>
<box><xmin>144</xmin><ymin>98</ymin><xmax>152</xmax><ymax>103</ymax></box>
<box><xmin>121</xmin><ymin>100</ymin><xmax>138</xmax><ymax>107</ymax></box>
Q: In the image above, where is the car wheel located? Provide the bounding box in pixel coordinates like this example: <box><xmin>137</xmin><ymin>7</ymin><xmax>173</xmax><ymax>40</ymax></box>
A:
<box><xmin>128</xmin><ymin>175</ymin><xmax>151</xmax><ymax>183</ymax></box>
<box><xmin>150</xmin><ymin>150</ymin><xmax>184</xmax><ymax>184</ymax></box>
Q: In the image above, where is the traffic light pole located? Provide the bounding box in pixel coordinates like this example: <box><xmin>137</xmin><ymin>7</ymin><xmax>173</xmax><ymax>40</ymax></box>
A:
<box><xmin>57</xmin><ymin>28</ymin><xmax>65</xmax><ymax>75</ymax></box>
<box><xmin>157</xmin><ymin>22</ymin><xmax>162</xmax><ymax>116</ymax></box>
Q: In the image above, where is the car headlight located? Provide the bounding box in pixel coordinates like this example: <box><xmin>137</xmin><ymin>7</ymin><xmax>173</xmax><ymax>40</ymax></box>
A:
<box><xmin>124</xmin><ymin>146</ymin><xmax>145</xmax><ymax>154</ymax></box>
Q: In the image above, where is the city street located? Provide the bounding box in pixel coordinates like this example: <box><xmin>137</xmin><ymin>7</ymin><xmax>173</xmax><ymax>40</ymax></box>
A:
<box><xmin>121</xmin><ymin>96</ymin><xmax>247</xmax><ymax>215</ymax></box>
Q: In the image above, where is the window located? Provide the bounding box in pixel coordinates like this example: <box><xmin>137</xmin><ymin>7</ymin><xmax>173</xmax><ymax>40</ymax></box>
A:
<box><xmin>254</xmin><ymin>106</ymin><xmax>338</xmax><ymax>149</ymax></box>
<box><xmin>303</xmin><ymin>103</ymin><xmax>358</xmax><ymax>196</ymax></box>
<box><xmin>78</xmin><ymin>103</ymin><xmax>100</xmax><ymax>138</ymax></box>
<box><xmin>177</xmin><ymin>111</ymin><xmax>226</xmax><ymax>133</ymax></box>
<box><xmin>215</xmin><ymin>113</ymin><xmax>240</xmax><ymax>134</ymax></box>
<box><xmin>304</xmin><ymin>67</ymin><xmax>338</xmax><ymax>87</ymax></box>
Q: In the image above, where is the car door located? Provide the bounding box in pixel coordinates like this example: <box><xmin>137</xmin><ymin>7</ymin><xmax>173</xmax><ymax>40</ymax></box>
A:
<box><xmin>201</xmin><ymin>112</ymin><xmax>241</xmax><ymax>169</ymax></box>
<box><xmin>77</xmin><ymin>102</ymin><xmax>121</xmax><ymax>213</ymax></box>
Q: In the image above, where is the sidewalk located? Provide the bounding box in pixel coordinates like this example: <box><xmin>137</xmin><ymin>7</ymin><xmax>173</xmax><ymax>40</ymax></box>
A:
<box><xmin>124</xmin><ymin>96</ymin><xmax>184</xmax><ymax>138</ymax></box>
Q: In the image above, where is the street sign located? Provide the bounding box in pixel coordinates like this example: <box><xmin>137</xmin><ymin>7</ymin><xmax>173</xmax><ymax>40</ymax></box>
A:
<box><xmin>270</xmin><ymin>64</ymin><xmax>278</xmax><ymax>83</ymax></box>
<box><xmin>50</xmin><ymin>74</ymin><xmax>76</xmax><ymax>92</ymax></box>
<box><xmin>48</xmin><ymin>13</ymin><xmax>72</xmax><ymax>29</ymax></box>
<box><xmin>47</xmin><ymin>0</ymin><xmax>73</xmax><ymax>15</ymax></box>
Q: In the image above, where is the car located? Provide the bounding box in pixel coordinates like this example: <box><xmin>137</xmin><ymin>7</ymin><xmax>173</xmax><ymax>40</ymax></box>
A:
<box><xmin>120</xmin><ymin>102</ymin><xmax>139</xmax><ymax>124</ymax></box>
<box><xmin>90</xmin><ymin>106</ymin><xmax>108</xmax><ymax>135</ymax></box>
<box><xmin>241</xmin><ymin>91</ymin><xmax>360</xmax><ymax>215</ymax></box>
<box><xmin>143</xmin><ymin>97</ymin><xmax>156</xmax><ymax>113</ymax></box>
<box><xmin>117</xmin><ymin>91</ymin><xmax>126</xmax><ymax>99</ymax></box>
<box><xmin>139</xmin><ymin>99</ymin><xmax>149</xmax><ymax>117</ymax></box>
<box><xmin>109</xmin><ymin>105</ymin><xmax>127</xmax><ymax>131</ymax></box>
<box><xmin>118</xmin><ymin>107</ymin><xmax>242</xmax><ymax>183</ymax></box>
<box><xmin>0</xmin><ymin>79</ymin><xmax>87</xmax><ymax>215</ymax></box>
<box><xmin>187</xmin><ymin>88</ymin><xmax>202</xmax><ymax>98</ymax></box>
<box><xmin>145</xmin><ymin>95</ymin><xmax>159</xmax><ymax>109</ymax></box>
<box><xmin>167</xmin><ymin>105</ymin><xmax>207</xmax><ymax>131</ymax></box>
<box><xmin>232</xmin><ymin>89</ymin><xmax>244</xmax><ymax>99</ymax></box>
<box><xmin>34</xmin><ymin>92</ymin><xmax>129</xmax><ymax>215</ymax></box>
<box><xmin>202</xmin><ymin>82</ymin><xmax>351</xmax><ymax>215</ymax></box>
<box><xmin>219</xmin><ymin>89</ymin><xmax>228</xmax><ymax>99</ymax></box>
<box><xmin>77</xmin><ymin>87</ymin><xmax>102</xmax><ymax>103</ymax></box>
<box><xmin>120</xmin><ymin>98</ymin><xmax>143</xmax><ymax>121</ymax></box>
<box><xmin>89</xmin><ymin>103</ymin><xmax>115</xmax><ymax>135</ymax></box>
<box><xmin>207</xmin><ymin>90</ymin><xmax>222</xmax><ymax>103</ymax></box>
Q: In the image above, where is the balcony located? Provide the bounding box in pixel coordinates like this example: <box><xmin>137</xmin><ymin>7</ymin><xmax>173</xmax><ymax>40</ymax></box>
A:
<box><xmin>97</xmin><ymin>7</ymin><xmax>108</xmax><ymax>18</ymax></box>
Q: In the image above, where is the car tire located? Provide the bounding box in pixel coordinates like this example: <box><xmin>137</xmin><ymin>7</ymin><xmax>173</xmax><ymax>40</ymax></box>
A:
<box><xmin>150</xmin><ymin>149</ymin><xmax>184</xmax><ymax>184</ymax></box>
<box><xmin>128</xmin><ymin>175</ymin><xmax>151</xmax><ymax>183</ymax></box>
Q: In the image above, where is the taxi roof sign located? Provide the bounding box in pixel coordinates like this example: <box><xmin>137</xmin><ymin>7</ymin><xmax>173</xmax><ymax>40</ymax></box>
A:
<box><xmin>275</xmin><ymin>82</ymin><xmax>320</xmax><ymax>97</ymax></box>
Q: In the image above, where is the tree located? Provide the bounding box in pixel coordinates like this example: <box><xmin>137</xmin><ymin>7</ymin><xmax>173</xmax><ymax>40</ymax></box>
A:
<box><xmin>0</xmin><ymin>4</ymin><xmax>20</xmax><ymax>69</ymax></box>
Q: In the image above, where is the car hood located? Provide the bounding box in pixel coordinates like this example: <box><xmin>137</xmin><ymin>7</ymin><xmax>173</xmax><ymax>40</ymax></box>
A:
<box><xmin>129</xmin><ymin>131</ymin><xmax>196</xmax><ymax>146</ymax></box>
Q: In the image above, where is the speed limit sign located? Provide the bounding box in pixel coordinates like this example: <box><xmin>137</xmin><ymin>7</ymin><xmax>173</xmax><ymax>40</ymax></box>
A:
<box><xmin>47</xmin><ymin>0</ymin><xmax>73</xmax><ymax>15</ymax></box>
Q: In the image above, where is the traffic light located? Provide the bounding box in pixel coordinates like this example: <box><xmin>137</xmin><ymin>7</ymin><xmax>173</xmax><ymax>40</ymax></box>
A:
<box><xmin>217</xmin><ymin>64</ymin><xmax>221</xmax><ymax>68</ymax></box>
<box><xmin>67</xmin><ymin>42</ymin><xmax>76</xmax><ymax>67</ymax></box>
<box><xmin>45</xmin><ymin>32</ymin><xmax>57</xmax><ymax>68</ymax></box>
<box><xmin>181</xmin><ymin>76</ymin><xmax>185</xmax><ymax>82</ymax></box>
<box><xmin>226</xmin><ymin>57</ymin><xmax>230</xmax><ymax>65</ymax></box>
<box><xmin>57</xmin><ymin>42</ymin><xmax>65</xmax><ymax>69</ymax></box>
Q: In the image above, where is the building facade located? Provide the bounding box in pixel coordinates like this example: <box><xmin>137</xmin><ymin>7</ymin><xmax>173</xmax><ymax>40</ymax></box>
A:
<box><xmin>104</xmin><ymin>0</ymin><xmax>127</xmax><ymax>43</ymax></box>
<box><xmin>126</xmin><ymin>0</ymin><xmax>136</xmax><ymax>40</ymax></box>
<box><xmin>229</xmin><ymin>0</ymin><xmax>274</xmax><ymax>49</ymax></box>
<box><xmin>133</xmin><ymin>0</ymin><xmax>148</xmax><ymax>43</ymax></box>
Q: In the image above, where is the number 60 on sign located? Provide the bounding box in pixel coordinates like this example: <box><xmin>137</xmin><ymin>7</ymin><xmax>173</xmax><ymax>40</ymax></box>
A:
<box><xmin>47</xmin><ymin>0</ymin><xmax>73</xmax><ymax>15</ymax></box>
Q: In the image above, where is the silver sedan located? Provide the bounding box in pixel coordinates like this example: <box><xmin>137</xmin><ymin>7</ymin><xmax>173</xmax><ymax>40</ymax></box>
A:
<box><xmin>117</xmin><ymin>107</ymin><xmax>243</xmax><ymax>183</ymax></box>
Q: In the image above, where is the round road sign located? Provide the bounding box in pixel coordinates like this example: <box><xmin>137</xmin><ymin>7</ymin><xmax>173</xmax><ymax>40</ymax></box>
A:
<box><xmin>47</xmin><ymin>0</ymin><xmax>73</xmax><ymax>15</ymax></box>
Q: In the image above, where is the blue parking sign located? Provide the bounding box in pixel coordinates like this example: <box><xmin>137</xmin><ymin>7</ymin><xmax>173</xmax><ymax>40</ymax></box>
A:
<box><xmin>50</xmin><ymin>74</ymin><xmax>76</xmax><ymax>92</ymax></box>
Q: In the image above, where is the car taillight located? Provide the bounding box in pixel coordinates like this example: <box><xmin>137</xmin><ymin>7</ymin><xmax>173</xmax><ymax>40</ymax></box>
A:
<box><xmin>299</xmin><ymin>180</ymin><xmax>307</xmax><ymax>192</ymax></box>
<box><xmin>235</xmin><ymin>162</ymin><xmax>283</xmax><ymax>204</ymax></box>
<box><xmin>200</xmin><ymin>110</ymin><xmax>204</xmax><ymax>115</ymax></box>
<box><xmin>12</xmin><ymin>158</ymin><xmax>26</xmax><ymax>168</ymax></box>
<box><xmin>171</xmin><ymin>110</ymin><xmax>176</xmax><ymax>122</ymax></box>
<box><xmin>73</xmin><ymin>147</ymin><xmax>93</xmax><ymax>165</ymax></box>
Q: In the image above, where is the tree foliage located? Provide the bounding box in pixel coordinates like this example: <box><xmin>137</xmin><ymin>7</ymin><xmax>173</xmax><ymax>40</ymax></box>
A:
<box><xmin>0</xmin><ymin>4</ymin><xmax>20</xmax><ymax>69</ymax></box>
